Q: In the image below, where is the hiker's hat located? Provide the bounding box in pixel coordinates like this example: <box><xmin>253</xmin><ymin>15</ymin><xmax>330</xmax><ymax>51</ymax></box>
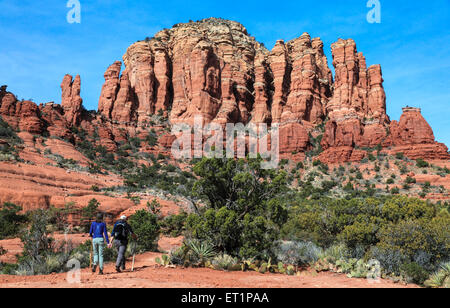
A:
<box><xmin>120</xmin><ymin>215</ymin><xmax>127</xmax><ymax>220</ymax></box>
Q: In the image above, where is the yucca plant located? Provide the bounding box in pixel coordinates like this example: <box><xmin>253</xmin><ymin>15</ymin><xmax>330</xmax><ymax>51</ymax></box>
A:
<box><xmin>186</xmin><ymin>239</ymin><xmax>216</xmax><ymax>266</ymax></box>
<box><xmin>424</xmin><ymin>262</ymin><xmax>450</xmax><ymax>288</ymax></box>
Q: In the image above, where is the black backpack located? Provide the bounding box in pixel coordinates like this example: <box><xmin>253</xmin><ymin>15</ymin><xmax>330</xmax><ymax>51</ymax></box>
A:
<box><xmin>114</xmin><ymin>221</ymin><xmax>129</xmax><ymax>240</ymax></box>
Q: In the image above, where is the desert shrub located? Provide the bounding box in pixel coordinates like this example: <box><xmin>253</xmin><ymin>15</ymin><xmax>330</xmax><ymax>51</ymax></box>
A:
<box><xmin>391</xmin><ymin>187</ymin><xmax>400</xmax><ymax>194</ymax></box>
<box><xmin>356</xmin><ymin>171</ymin><xmax>363</xmax><ymax>180</ymax></box>
<box><xmin>90</xmin><ymin>185</ymin><xmax>100</xmax><ymax>192</ymax></box>
<box><xmin>416</xmin><ymin>159</ymin><xmax>430</xmax><ymax>168</ymax></box>
<box><xmin>0</xmin><ymin>203</ymin><xmax>27</xmax><ymax>239</ymax></box>
<box><xmin>377</xmin><ymin>218</ymin><xmax>449</xmax><ymax>270</ymax></box>
<box><xmin>80</xmin><ymin>199</ymin><xmax>100</xmax><ymax>232</ymax></box>
<box><xmin>396</xmin><ymin>152</ymin><xmax>405</xmax><ymax>160</ymax></box>
<box><xmin>145</xmin><ymin>131</ymin><xmax>158</xmax><ymax>146</ymax></box>
<box><xmin>128</xmin><ymin>209</ymin><xmax>160</xmax><ymax>252</ymax></box>
<box><xmin>274</xmin><ymin>241</ymin><xmax>322</xmax><ymax>266</ymax></box>
<box><xmin>185</xmin><ymin>157</ymin><xmax>288</xmax><ymax>259</ymax></box>
<box><xmin>0</xmin><ymin>116</ymin><xmax>22</xmax><ymax>155</ymax></box>
<box><xmin>318</xmin><ymin>243</ymin><xmax>351</xmax><ymax>263</ymax></box>
<box><xmin>159</xmin><ymin>211</ymin><xmax>187</xmax><ymax>237</ymax></box>
<box><xmin>48</xmin><ymin>203</ymin><xmax>77</xmax><ymax>232</ymax></box>
<box><xmin>405</xmin><ymin>176</ymin><xmax>417</xmax><ymax>184</ymax></box>
<box><xmin>186</xmin><ymin>207</ymin><xmax>240</xmax><ymax>254</ymax></box>
<box><xmin>400</xmin><ymin>165</ymin><xmax>408</xmax><ymax>175</ymax></box>
<box><xmin>380</xmin><ymin>197</ymin><xmax>436</xmax><ymax>222</ymax></box>
<box><xmin>367</xmin><ymin>246</ymin><xmax>407</xmax><ymax>275</ymax></box>
<box><xmin>282</xmin><ymin>195</ymin><xmax>449</xmax><ymax>277</ymax></box>
<box><xmin>129</xmin><ymin>137</ymin><xmax>142</xmax><ymax>149</ymax></box>
<box><xmin>338</xmin><ymin>221</ymin><xmax>378</xmax><ymax>250</ymax></box>
<box><xmin>400</xmin><ymin>262</ymin><xmax>429</xmax><ymax>285</ymax></box>
<box><xmin>14</xmin><ymin>209</ymin><xmax>90</xmax><ymax>275</ymax></box>
<box><xmin>124</xmin><ymin>164</ymin><xmax>195</xmax><ymax>196</ymax></box>
<box><xmin>374</xmin><ymin>164</ymin><xmax>380</xmax><ymax>172</ymax></box>
<box><xmin>20</xmin><ymin>210</ymin><xmax>54</xmax><ymax>261</ymax></box>
<box><xmin>0</xmin><ymin>262</ymin><xmax>19</xmax><ymax>275</ymax></box>
<box><xmin>321</xmin><ymin>180</ymin><xmax>338</xmax><ymax>191</ymax></box>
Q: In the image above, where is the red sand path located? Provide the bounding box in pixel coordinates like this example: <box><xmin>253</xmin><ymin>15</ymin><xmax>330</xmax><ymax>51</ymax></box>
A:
<box><xmin>0</xmin><ymin>236</ymin><xmax>418</xmax><ymax>288</ymax></box>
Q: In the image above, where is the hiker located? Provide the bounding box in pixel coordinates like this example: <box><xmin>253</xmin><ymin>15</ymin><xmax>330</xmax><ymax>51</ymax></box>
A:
<box><xmin>89</xmin><ymin>213</ymin><xmax>109</xmax><ymax>275</ymax></box>
<box><xmin>109</xmin><ymin>215</ymin><xmax>137</xmax><ymax>273</ymax></box>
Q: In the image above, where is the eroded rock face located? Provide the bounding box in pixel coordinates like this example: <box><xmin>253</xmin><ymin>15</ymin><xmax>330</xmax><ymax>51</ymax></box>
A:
<box><xmin>61</xmin><ymin>74</ymin><xmax>83</xmax><ymax>126</ymax></box>
<box><xmin>387</xmin><ymin>108</ymin><xmax>449</xmax><ymax>159</ymax></box>
<box><xmin>319</xmin><ymin>39</ymin><xmax>392</xmax><ymax>162</ymax></box>
<box><xmin>110</xmin><ymin>68</ymin><xmax>137</xmax><ymax>123</ymax></box>
<box><xmin>0</xmin><ymin>87</ymin><xmax>43</xmax><ymax>134</ymax></box>
<box><xmin>391</xmin><ymin>107</ymin><xmax>435</xmax><ymax>145</ymax></box>
<box><xmin>281</xmin><ymin>34</ymin><xmax>332</xmax><ymax>125</ymax></box>
<box><xmin>1</xmin><ymin>19</ymin><xmax>448</xmax><ymax>163</ymax></box>
<box><xmin>98</xmin><ymin>61</ymin><xmax>122</xmax><ymax>119</ymax></box>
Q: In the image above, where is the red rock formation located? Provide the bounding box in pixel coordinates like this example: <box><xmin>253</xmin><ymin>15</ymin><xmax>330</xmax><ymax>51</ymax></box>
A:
<box><xmin>110</xmin><ymin>68</ymin><xmax>136</xmax><ymax>123</ymax></box>
<box><xmin>279</xmin><ymin>123</ymin><xmax>310</xmax><ymax>154</ymax></box>
<box><xmin>251</xmin><ymin>52</ymin><xmax>272</xmax><ymax>124</ymax></box>
<box><xmin>0</xmin><ymin>87</ymin><xmax>42</xmax><ymax>134</ymax></box>
<box><xmin>61</xmin><ymin>74</ymin><xmax>83</xmax><ymax>126</ymax></box>
<box><xmin>1</xmin><ymin>19</ymin><xmax>448</xmax><ymax>164</ymax></box>
<box><xmin>320</xmin><ymin>39</ymin><xmax>391</xmax><ymax>162</ymax></box>
<box><xmin>15</xmin><ymin>100</ymin><xmax>43</xmax><ymax>134</ymax></box>
<box><xmin>391</xmin><ymin>107</ymin><xmax>435</xmax><ymax>145</ymax></box>
<box><xmin>39</xmin><ymin>103</ymin><xmax>73</xmax><ymax>140</ymax></box>
<box><xmin>268</xmin><ymin>40</ymin><xmax>289</xmax><ymax>124</ymax></box>
<box><xmin>282</xmin><ymin>33</ymin><xmax>332</xmax><ymax>124</ymax></box>
<box><xmin>388</xmin><ymin>107</ymin><xmax>449</xmax><ymax>159</ymax></box>
<box><xmin>124</xmin><ymin>42</ymin><xmax>156</xmax><ymax>123</ymax></box>
<box><xmin>98</xmin><ymin>61</ymin><xmax>122</xmax><ymax>119</ymax></box>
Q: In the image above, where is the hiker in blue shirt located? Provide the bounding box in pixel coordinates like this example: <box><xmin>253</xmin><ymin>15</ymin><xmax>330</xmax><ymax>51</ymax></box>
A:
<box><xmin>89</xmin><ymin>213</ymin><xmax>109</xmax><ymax>275</ymax></box>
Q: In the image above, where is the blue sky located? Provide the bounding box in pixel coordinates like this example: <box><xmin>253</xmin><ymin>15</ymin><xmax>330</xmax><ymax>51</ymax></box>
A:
<box><xmin>0</xmin><ymin>0</ymin><xmax>449</xmax><ymax>146</ymax></box>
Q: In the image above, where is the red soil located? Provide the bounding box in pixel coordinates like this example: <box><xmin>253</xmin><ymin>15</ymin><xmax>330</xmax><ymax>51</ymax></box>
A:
<box><xmin>0</xmin><ymin>251</ymin><xmax>418</xmax><ymax>288</ymax></box>
<box><xmin>0</xmin><ymin>236</ymin><xmax>418</xmax><ymax>288</ymax></box>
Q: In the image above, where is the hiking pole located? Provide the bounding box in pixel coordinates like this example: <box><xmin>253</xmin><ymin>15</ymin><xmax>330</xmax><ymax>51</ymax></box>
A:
<box><xmin>131</xmin><ymin>241</ymin><xmax>136</xmax><ymax>272</ymax></box>
<box><xmin>89</xmin><ymin>241</ymin><xmax>93</xmax><ymax>270</ymax></box>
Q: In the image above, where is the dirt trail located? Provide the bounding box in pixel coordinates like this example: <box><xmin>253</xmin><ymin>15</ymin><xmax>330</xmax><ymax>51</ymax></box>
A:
<box><xmin>0</xmin><ymin>235</ymin><xmax>418</xmax><ymax>288</ymax></box>
<box><xmin>0</xmin><ymin>252</ymin><xmax>418</xmax><ymax>288</ymax></box>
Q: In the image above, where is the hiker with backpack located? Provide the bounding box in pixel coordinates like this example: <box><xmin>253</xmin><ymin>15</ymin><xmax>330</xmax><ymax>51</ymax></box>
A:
<box><xmin>89</xmin><ymin>213</ymin><xmax>110</xmax><ymax>275</ymax></box>
<box><xmin>108</xmin><ymin>215</ymin><xmax>137</xmax><ymax>273</ymax></box>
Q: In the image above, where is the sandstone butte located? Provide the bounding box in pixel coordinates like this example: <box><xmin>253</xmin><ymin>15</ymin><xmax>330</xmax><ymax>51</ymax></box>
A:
<box><xmin>0</xmin><ymin>18</ymin><xmax>449</xmax><ymax>179</ymax></box>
